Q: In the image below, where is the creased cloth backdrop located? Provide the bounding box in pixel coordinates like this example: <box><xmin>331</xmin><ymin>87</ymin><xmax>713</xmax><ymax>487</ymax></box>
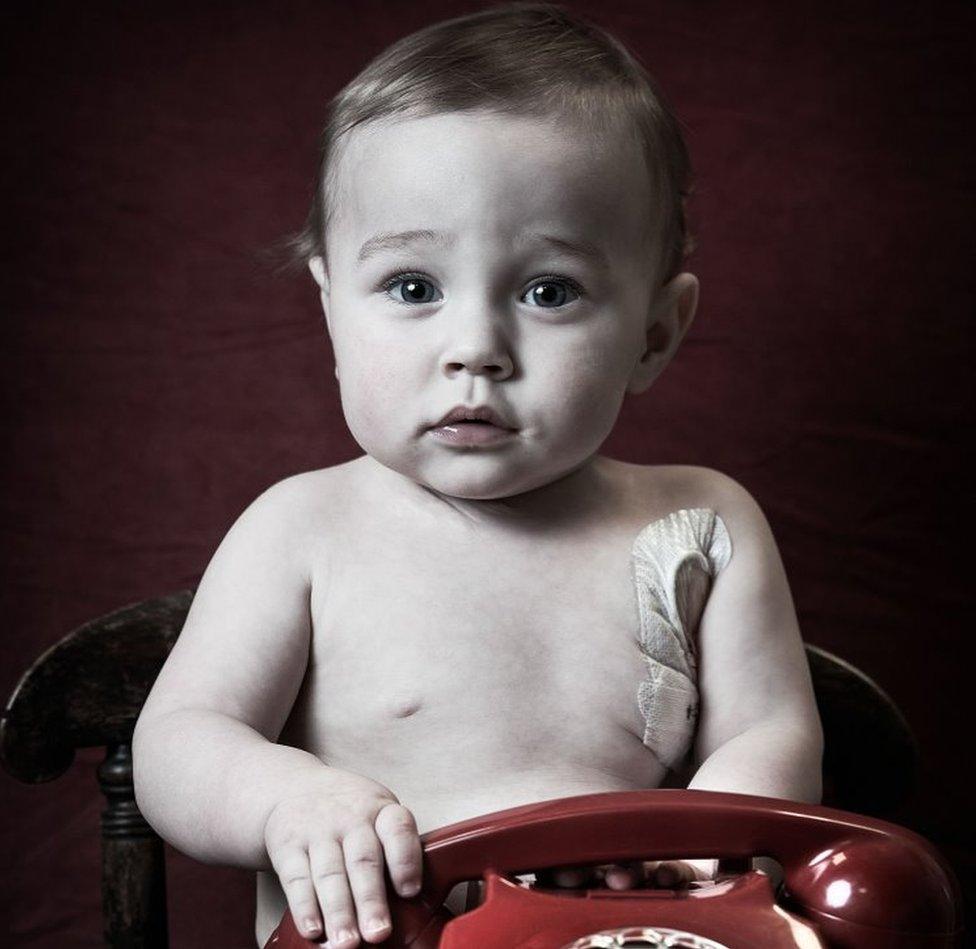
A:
<box><xmin>2</xmin><ymin>1</ymin><xmax>972</xmax><ymax>946</ymax></box>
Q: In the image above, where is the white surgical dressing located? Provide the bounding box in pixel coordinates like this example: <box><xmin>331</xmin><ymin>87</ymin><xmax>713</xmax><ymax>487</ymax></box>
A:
<box><xmin>631</xmin><ymin>508</ymin><xmax>732</xmax><ymax>769</ymax></box>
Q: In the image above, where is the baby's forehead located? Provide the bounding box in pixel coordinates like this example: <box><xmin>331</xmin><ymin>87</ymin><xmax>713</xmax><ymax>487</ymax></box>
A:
<box><xmin>328</xmin><ymin>110</ymin><xmax>657</xmax><ymax>262</ymax></box>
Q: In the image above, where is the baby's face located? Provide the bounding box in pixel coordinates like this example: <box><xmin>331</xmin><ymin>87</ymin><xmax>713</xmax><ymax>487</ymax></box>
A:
<box><xmin>312</xmin><ymin>109</ymin><xmax>692</xmax><ymax>500</ymax></box>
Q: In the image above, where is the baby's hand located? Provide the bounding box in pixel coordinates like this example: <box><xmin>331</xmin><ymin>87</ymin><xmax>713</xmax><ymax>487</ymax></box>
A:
<box><xmin>263</xmin><ymin>770</ymin><xmax>422</xmax><ymax>948</ymax></box>
<box><xmin>547</xmin><ymin>858</ymin><xmax>717</xmax><ymax>890</ymax></box>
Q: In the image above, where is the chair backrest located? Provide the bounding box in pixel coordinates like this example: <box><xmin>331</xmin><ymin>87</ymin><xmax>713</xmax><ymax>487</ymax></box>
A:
<box><xmin>805</xmin><ymin>643</ymin><xmax>918</xmax><ymax>818</ymax></box>
<box><xmin>1</xmin><ymin>591</ymin><xmax>919</xmax><ymax>947</ymax></box>
<box><xmin>2</xmin><ymin>590</ymin><xmax>193</xmax><ymax>949</ymax></box>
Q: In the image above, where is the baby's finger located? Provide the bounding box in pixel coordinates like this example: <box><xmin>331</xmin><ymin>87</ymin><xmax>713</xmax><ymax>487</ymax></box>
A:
<box><xmin>648</xmin><ymin>860</ymin><xmax>698</xmax><ymax>888</ymax></box>
<box><xmin>342</xmin><ymin>825</ymin><xmax>392</xmax><ymax>944</ymax></box>
<box><xmin>308</xmin><ymin>838</ymin><xmax>359</xmax><ymax>948</ymax></box>
<box><xmin>374</xmin><ymin>802</ymin><xmax>423</xmax><ymax>898</ymax></box>
<box><xmin>604</xmin><ymin>862</ymin><xmax>645</xmax><ymax>890</ymax></box>
<box><xmin>267</xmin><ymin>844</ymin><xmax>325</xmax><ymax>942</ymax></box>
<box><xmin>550</xmin><ymin>867</ymin><xmax>590</xmax><ymax>888</ymax></box>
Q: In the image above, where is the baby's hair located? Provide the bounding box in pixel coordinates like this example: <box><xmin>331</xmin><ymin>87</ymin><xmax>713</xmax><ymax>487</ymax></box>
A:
<box><xmin>292</xmin><ymin>1</ymin><xmax>694</xmax><ymax>287</ymax></box>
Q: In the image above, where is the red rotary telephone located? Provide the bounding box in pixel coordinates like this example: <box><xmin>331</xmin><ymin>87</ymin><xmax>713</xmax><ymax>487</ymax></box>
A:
<box><xmin>264</xmin><ymin>789</ymin><xmax>963</xmax><ymax>948</ymax></box>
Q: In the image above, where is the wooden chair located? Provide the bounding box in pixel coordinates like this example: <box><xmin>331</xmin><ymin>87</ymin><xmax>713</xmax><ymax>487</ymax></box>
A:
<box><xmin>1</xmin><ymin>591</ymin><xmax>919</xmax><ymax>948</ymax></box>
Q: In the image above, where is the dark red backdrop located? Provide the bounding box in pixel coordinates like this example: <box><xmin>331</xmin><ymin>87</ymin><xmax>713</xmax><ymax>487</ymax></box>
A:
<box><xmin>2</xmin><ymin>2</ymin><xmax>972</xmax><ymax>946</ymax></box>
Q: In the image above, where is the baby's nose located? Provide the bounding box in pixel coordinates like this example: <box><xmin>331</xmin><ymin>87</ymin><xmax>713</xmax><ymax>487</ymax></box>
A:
<box><xmin>442</xmin><ymin>345</ymin><xmax>513</xmax><ymax>378</ymax></box>
<box><xmin>440</xmin><ymin>311</ymin><xmax>514</xmax><ymax>379</ymax></box>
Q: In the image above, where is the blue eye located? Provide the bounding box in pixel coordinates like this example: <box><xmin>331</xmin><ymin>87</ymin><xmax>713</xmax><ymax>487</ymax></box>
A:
<box><xmin>383</xmin><ymin>274</ymin><xmax>441</xmax><ymax>305</ymax></box>
<box><xmin>522</xmin><ymin>279</ymin><xmax>581</xmax><ymax>308</ymax></box>
<box><xmin>379</xmin><ymin>273</ymin><xmax>582</xmax><ymax>308</ymax></box>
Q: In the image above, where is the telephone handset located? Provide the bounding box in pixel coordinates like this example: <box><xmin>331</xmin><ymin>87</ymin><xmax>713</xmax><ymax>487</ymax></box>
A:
<box><xmin>265</xmin><ymin>789</ymin><xmax>963</xmax><ymax>948</ymax></box>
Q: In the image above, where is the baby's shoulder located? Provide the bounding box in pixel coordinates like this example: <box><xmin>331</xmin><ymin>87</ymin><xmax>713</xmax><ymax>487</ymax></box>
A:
<box><xmin>609</xmin><ymin>460</ymin><xmax>772</xmax><ymax>570</ymax></box>
<box><xmin>623</xmin><ymin>462</ymin><xmax>785</xmax><ymax>594</ymax></box>
<box><xmin>231</xmin><ymin>462</ymin><xmax>360</xmax><ymax>553</ymax></box>
<box><xmin>613</xmin><ymin>460</ymin><xmax>762</xmax><ymax>525</ymax></box>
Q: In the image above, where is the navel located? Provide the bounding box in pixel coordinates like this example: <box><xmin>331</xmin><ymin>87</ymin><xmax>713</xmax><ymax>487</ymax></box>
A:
<box><xmin>391</xmin><ymin>697</ymin><xmax>423</xmax><ymax>719</ymax></box>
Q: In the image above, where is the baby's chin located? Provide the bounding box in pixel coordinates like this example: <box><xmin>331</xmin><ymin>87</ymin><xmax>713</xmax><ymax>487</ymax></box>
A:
<box><xmin>379</xmin><ymin>451</ymin><xmax>568</xmax><ymax>503</ymax></box>
<box><xmin>416</xmin><ymin>466</ymin><xmax>545</xmax><ymax>503</ymax></box>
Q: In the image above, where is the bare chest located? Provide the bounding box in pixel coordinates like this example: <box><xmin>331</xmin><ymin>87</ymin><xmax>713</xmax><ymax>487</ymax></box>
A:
<box><xmin>295</xmin><ymin>527</ymin><xmax>655</xmax><ymax>787</ymax></box>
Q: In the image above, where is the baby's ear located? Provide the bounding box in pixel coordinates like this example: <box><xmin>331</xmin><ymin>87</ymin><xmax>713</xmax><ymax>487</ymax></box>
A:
<box><xmin>309</xmin><ymin>255</ymin><xmax>330</xmax><ymax>296</ymax></box>
<box><xmin>627</xmin><ymin>273</ymin><xmax>699</xmax><ymax>395</ymax></box>
<box><xmin>309</xmin><ymin>255</ymin><xmax>333</xmax><ymax>326</ymax></box>
<box><xmin>309</xmin><ymin>256</ymin><xmax>339</xmax><ymax>380</ymax></box>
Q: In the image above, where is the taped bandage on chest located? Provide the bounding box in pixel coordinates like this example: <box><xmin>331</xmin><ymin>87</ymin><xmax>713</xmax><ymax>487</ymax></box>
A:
<box><xmin>631</xmin><ymin>508</ymin><xmax>732</xmax><ymax>770</ymax></box>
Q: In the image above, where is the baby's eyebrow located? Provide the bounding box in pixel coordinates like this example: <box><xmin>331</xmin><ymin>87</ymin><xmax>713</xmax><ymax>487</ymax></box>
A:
<box><xmin>357</xmin><ymin>229</ymin><xmax>451</xmax><ymax>262</ymax></box>
<box><xmin>517</xmin><ymin>232</ymin><xmax>610</xmax><ymax>272</ymax></box>
<box><xmin>354</xmin><ymin>228</ymin><xmax>609</xmax><ymax>271</ymax></box>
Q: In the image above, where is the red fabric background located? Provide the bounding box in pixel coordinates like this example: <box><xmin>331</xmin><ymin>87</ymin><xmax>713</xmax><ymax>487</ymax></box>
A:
<box><xmin>2</xmin><ymin>1</ymin><xmax>972</xmax><ymax>945</ymax></box>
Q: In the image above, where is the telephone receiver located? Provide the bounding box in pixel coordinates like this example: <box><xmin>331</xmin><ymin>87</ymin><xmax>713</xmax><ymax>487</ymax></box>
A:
<box><xmin>265</xmin><ymin>789</ymin><xmax>963</xmax><ymax>948</ymax></box>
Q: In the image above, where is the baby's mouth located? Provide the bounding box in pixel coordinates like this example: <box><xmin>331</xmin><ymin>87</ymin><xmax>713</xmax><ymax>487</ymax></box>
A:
<box><xmin>429</xmin><ymin>403</ymin><xmax>517</xmax><ymax>429</ymax></box>
<box><xmin>425</xmin><ymin>403</ymin><xmax>519</xmax><ymax>446</ymax></box>
<box><xmin>427</xmin><ymin>417</ymin><xmax>517</xmax><ymax>447</ymax></box>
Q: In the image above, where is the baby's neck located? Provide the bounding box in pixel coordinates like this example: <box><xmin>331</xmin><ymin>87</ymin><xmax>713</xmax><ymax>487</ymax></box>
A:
<box><xmin>365</xmin><ymin>453</ymin><xmax>621</xmax><ymax>537</ymax></box>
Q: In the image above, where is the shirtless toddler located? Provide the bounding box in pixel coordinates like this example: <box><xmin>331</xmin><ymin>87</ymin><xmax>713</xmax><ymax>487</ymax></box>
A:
<box><xmin>132</xmin><ymin>5</ymin><xmax>824</xmax><ymax>947</ymax></box>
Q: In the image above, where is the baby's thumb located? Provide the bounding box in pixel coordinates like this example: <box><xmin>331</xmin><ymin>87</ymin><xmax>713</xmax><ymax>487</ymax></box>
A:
<box><xmin>649</xmin><ymin>860</ymin><xmax>697</xmax><ymax>887</ymax></box>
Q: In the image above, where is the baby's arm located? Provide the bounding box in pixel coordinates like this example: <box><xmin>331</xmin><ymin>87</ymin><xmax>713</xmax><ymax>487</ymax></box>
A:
<box><xmin>681</xmin><ymin>470</ymin><xmax>824</xmax><ymax>882</ymax></box>
<box><xmin>690</xmin><ymin>470</ymin><xmax>824</xmax><ymax>798</ymax></box>
<box><xmin>132</xmin><ymin>478</ymin><xmax>420</xmax><ymax>948</ymax></box>
<box><xmin>548</xmin><ymin>472</ymin><xmax>822</xmax><ymax>894</ymax></box>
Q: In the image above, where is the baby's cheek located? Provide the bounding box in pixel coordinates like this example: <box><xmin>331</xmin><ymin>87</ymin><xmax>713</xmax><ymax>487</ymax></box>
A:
<box><xmin>337</xmin><ymin>360</ymin><xmax>409</xmax><ymax>440</ymax></box>
<box><xmin>549</xmin><ymin>360</ymin><xmax>627</xmax><ymax>433</ymax></box>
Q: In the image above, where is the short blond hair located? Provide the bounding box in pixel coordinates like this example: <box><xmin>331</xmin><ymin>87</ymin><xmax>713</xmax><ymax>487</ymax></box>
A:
<box><xmin>294</xmin><ymin>2</ymin><xmax>693</xmax><ymax>287</ymax></box>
